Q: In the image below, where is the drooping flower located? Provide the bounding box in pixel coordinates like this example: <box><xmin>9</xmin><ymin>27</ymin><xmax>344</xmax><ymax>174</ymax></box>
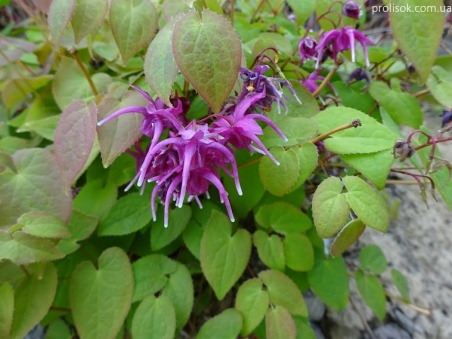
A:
<box><xmin>298</xmin><ymin>37</ymin><xmax>318</xmax><ymax>64</ymax></box>
<box><xmin>342</xmin><ymin>0</ymin><xmax>361</xmax><ymax>19</ymax></box>
<box><xmin>347</xmin><ymin>67</ymin><xmax>371</xmax><ymax>90</ymax></box>
<box><xmin>316</xmin><ymin>26</ymin><xmax>373</xmax><ymax>67</ymax></box>
<box><xmin>300</xmin><ymin>69</ymin><xmax>337</xmax><ymax>99</ymax></box>
<box><xmin>441</xmin><ymin>109</ymin><xmax>452</xmax><ymax>128</ymax></box>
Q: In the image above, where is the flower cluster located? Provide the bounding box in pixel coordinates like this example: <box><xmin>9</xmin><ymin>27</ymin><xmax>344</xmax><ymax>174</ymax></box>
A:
<box><xmin>98</xmin><ymin>66</ymin><xmax>299</xmax><ymax>227</ymax></box>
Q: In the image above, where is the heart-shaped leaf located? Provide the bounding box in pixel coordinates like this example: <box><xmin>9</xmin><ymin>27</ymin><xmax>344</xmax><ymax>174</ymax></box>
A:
<box><xmin>196</xmin><ymin>308</ymin><xmax>243</xmax><ymax>339</ymax></box>
<box><xmin>110</xmin><ymin>0</ymin><xmax>158</xmax><ymax>64</ymax></box>
<box><xmin>69</xmin><ymin>247</ymin><xmax>134</xmax><ymax>339</ymax></box>
<box><xmin>71</xmin><ymin>0</ymin><xmax>108</xmax><ymax>43</ymax></box>
<box><xmin>427</xmin><ymin>65</ymin><xmax>452</xmax><ymax>107</ymax></box>
<box><xmin>19</xmin><ymin>211</ymin><xmax>70</xmax><ymax>238</ymax></box>
<box><xmin>151</xmin><ymin>206</ymin><xmax>192</xmax><ymax>250</ymax></box>
<box><xmin>359</xmin><ymin>245</ymin><xmax>387</xmax><ymax>275</ymax></box>
<box><xmin>355</xmin><ymin>269</ymin><xmax>386</xmax><ymax>321</ymax></box>
<box><xmin>255</xmin><ymin>202</ymin><xmax>312</xmax><ymax>235</ymax></box>
<box><xmin>253</xmin><ymin>230</ymin><xmax>285</xmax><ymax>271</ymax></box>
<box><xmin>200</xmin><ymin>210</ymin><xmax>251</xmax><ymax>300</ymax></box>
<box><xmin>172</xmin><ymin>10</ymin><xmax>242</xmax><ymax>113</ymax></box>
<box><xmin>331</xmin><ymin>219</ymin><xmax>366</xmax><ymax>257</ymax></box>
<box><xmin>266</xmin><ymin>306</ymin><xmax>296</xmax><ymax>339</ymax></box>
<box><xmin>283</xmin><ymin>233</ymin><xmax>314</xmax><ymax>272</ymax></box>
<box><xmin>47</xmin><ymin>0</ymin><xmax>76</xmax><ymax>45</ymax></box>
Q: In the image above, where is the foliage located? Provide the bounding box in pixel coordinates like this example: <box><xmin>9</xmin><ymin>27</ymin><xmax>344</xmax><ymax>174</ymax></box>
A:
<box><xmin>0</xmin><ymin>0</ymin><xmax>450</xmax><ymax>337</ymax></box>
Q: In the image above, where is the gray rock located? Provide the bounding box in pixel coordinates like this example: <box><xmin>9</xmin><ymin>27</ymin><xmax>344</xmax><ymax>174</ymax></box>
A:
<box><xmin>304</xmin><ymin>290</ymin><xmax>326</xmax><ymax>321</ymax></box>
<box><xmin>24</xmin><ymin>325</ymin><xmax>45</xmax><ymax>339</ymax></box>
<box><xmin>372</xmin><ymin>323</ymin><xmax>411</xmax><ymax>339</ymax></box>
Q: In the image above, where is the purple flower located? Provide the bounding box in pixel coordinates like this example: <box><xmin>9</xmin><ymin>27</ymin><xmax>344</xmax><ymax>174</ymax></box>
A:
<box><xmin>300</xmin><ymin>69</ymin><xmax>337</xmax><ymax>97</ymax></box>
<box><xmin>342</xmin><ymin>0</ymin><xmax>361</xmax><ymax>19</ymax></box>
<box><xmin>442</xmin><ymin>109</ymin><xmax>452</xmax><ymax>128</ymax></box>
<box><xmin>316</xmin><ymin>26</ymin><xmax>373</xmax><ymax>67</ymax></box>
<box><xmin>298</xmin><ymin>37</ymin><xmax>318</xmax><ymax>64</ymax></box>
<box><xmin>347</xmin><ymin>67</ymin><xmax>371</xmax><ymax>90</ymax></box>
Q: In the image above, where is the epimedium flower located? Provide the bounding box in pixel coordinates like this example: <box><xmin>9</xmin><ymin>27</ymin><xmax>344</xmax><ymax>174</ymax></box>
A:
<box><xmin>441</xmin><ymin>109</ymin><xmax>452</xmax><ymax>128</ymax></box>
<box><xmin>347</xmin><ymin>67</ymin><xmax>371</xmax><ymax>90</ymax></box>
<box><xmin>342</xmin><ymin>0</ymin><xmax>361</xmax><ymax>19</ymax></box>
<box><xmin>300</xmin><ymin>69</ymin><xmax>337</xmax><ymax>103</ymax></box>
<box><xmin>315</xmin><ymin>26</ymin><xmax>373</xmax><ymax>68</ymax></box>
<box><xmin>298</xmin><ymin>37</ymin><xmax>318</xmax><ymax>64</ymax></box>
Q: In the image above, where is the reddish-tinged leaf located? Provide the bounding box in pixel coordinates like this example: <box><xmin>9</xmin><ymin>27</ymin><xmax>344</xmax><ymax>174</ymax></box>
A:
<box><xmin>55</xmin><ymin>100</ymin><xmax>97</xmax><ymax>192</ymax></box>
<box><xmin>266</xmin><ymin>306</ymin><xmax>296</xmax><ymax>339</ymax></box>
<box><xmin>172</xmin><ymin>10</ymin><xmax>242</xmax><ymax>113</ymax></box>
<box><xmin>72</xmin><ymin>0</ymin><xmax>108</xmax><ymax>43</ymax></box>
<box><xmin>47</xmin><ymin>0</ymin><xmax>76</xmax><ymax>45</ymax></box>
<box><xmin>97</xmin><ymin>91</ymin><xmax>146</xmax><ymax>167</ymax></box>
<box><xmin>32</xmin><ymin>0</ymin><xmax>52</xmax><ymax>13</ymax></box>
<box><xmin>110</xmin><ymin>0</ymin><xmax>158</xmax><ymax>64</ymax></box>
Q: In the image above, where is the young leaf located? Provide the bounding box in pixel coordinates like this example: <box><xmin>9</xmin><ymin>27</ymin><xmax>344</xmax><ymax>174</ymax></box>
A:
<box><xmin>200</xmin><ymin>210</ymin><xmax>251</xmax><ymax>300</ymax></box>
<box><xmin>307</xmin><ymin>257</ymin><xmax>349</xmax><ymax>310</ymax></box>
<box><xmin>342</xmin><ymin>176</ymin><xmax>389</xmax><ymax>233</ymax></box>
<box><xmin>255</xmin><ymin>202</ymin><xmax>312</xmax><ymax>235</ymax></box>
<box><xmin>330</xmin><ymin>219</ymin><xmax>366</xmax><ymax>257</ymax></box>
<box><xmin>355</xmin><ymin>269</ymin><xmax>386</xmax><ymax>321</ymax></box>
<box><xmin>151</xmin><ymin>205</ymin><xmax>192</xmax><ymax>251</ymax></box>
<box><xmin>145</xmin><ymin>21</ymin><xmax>179</xmax><ymax>106</ymax></box>
<box><xmin>132</xmin><ymin>295</ymin><xmax>176</xmax><ymax>339</ymax></box>
<box><xmin>312</xmin><ymin>177</ymin><xmax>350</xmax><ymax>238</ymax></box>
<box><xmin>97</xmin><ymin>91</ymin><xmax>147</xmax><ymax>167</ymax></box>
<box><xmin>283</xmin><ymin>233</ymin><xmax>314</xmax><ymax>272</ymax></box>
<box><xmin>54</xmin><ymin>100</ymin><xmax>97</xmax><ymax>192</ymax></box>
<box><xmin>110</xmin><ymin>0</ymin><xmax>158</xmax><ymax>64</ymax></box>
<box><xmin>98</xmin><ymin>193</ymin><xmax>152</xmax><ymax>236</ymax></box>
<box><xmin>47</xmin><ymin>0</ymin><xmax>76</xmax><ymax>44</ymax></box>
<box><xmin>265</xmin><ymin>306</ymin><xmax>296</xmax><ymax>339</ymax></box>
<box><xmin>253</xmin><ymin>230</ymin><xmax>285</xmax><ymax>271</ymax></box>
<box><xmin>196</xmin><ymin>308</ymin><xmax>243</xmax><ymax>339</ymax></box>
<box><xmin>132</xmin><ymin>254</ymin><xmax>177</xmax><ymax>302</ymax></box>
<box><xmin>313</xmin><ymin>106</ymin><xmax>398</xmax><ymax>154</ymax></box>
<box><xmin>426</xmin><ymin>65</ymin><xmax>452</xmax><ymax>107</ymax></box>
<box><xmin>258</xmin><ymin>270</ymin><xmax>308</xmax><ymax>317</ymax></box>
<box><xmin>161</xmin><ymin>263</ymin><xmax>194</xmax><ymax>329</ymax></box>
<box><xmin>69</xmin><ymin>247</ymin><xmax>134</xmax><ymax>339</ymax></box>
<box><xmin>368</xmin><ymin>81</ymin><xmax>423</xmax><ymax>128</ymax></box>
<box><xmin>0</xmin><ymin>231</ymin><xmax>64</xmax><ymax>265</ymax></box>
<box><xmin>390</xmin><ymin>0</ymin><xmax>445</xmax><ymax>84</ymax></box>
<box><xmin>172</xmin><ymin>10</ymin><xmax>242</xmax><ymax>113</ymax></box>
<box><xmin>19</xmin><ymin>211</ymin><xmax>71</xmax><ymax>238</ymax></box>
<box><xmin>0</xmin><ymin>283</ymin><xmax>13</xmax><ymax>339</ymax></box>
<box><xmin>10</xmin><ymin>263</ymin><xmax>57</xmax><ymax>339</ymax></box>
<box><xmin>259</xmin><ymin>147</ymin><xmax>300</xmax><ymax>197</ymax></box>
<box><xmin>391</xmin><ymin>269</ymin><xmax>411</xmax><ymax>302</ymax></box>
<box><xmin>71</xmin><ymin>0</ymin><xmax>108</xmax><ymax>43</ymax></box>
<box><xmin>359</xmin><ymin>244</ymin><xmax>387</xmax><ymax>275</ymax></box>
<box><xmin>235</xmin><ymin>279</ymin><xmax>269</xmax><ymax>336</ymax></box>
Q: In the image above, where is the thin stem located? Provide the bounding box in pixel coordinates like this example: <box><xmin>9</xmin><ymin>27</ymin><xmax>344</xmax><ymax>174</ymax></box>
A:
<box><xmin>20</xmin><ymin>265</ymin><xmax>31</xmax><ymax>277</ymax></box>
<box><xmin>312</xmin><ymin>66</ymin><xmax>338</xmax><ymax>98</ymax></box>
<box><xmin>238</xmin><ymin>157</ymin><xmax>262</xmax><ymax>169</ymax></box>
<box><xmin>415</xmin><ymin>137</ymin><xmax>452</xmax><ymax>151</ymax></box>
<box><xmin>385</xmin><ymin>292</ymin><xmax>431</xmax><ymax>316</ymax></box>
<box><xmin>230</xmin><ymin>0</ymin><xmax>235</xmax><ymax>26</ymax></box>
<box><xmin>250</xmin><ymin>0</ymin><xmax>267</xmax><ymax>23</ymax></box>
<box><xmin>413</xmin><ymin>88</ymin><xmax>430</xmax><ymax>98</ymax></box>
<box><xmin>349</xmin><ymin>297</ymin><xmax>378</xmax><ymax>339</ymax></box>
<box><xmin>385</xmin><ymin>180</ymin><xmax>419</xmax><ymax>185</ymax></box>
<box><xmin>70</xmin><ymin>50</ymin><xmax>99</xmax><ymax>96</ymax></box>
<box><xmin>310</xmin><ymin>119</ymin><xmax>362</xmax><ymax>144</ymax></box>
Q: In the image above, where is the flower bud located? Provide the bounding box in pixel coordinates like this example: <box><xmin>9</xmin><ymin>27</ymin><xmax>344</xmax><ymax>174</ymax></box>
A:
<box><xmin>298</xmin><ymin>37</ymin><xmax>318</xmax><ymax>63</ymax></box>
<box><xmin>441</xmin><ymin>109</ymin><xmax>452</xmax><ymax>128</ymax></box>
<box><xmin>347</xmin><ymin>68</ymin><xmax>371</xmax><ymax>89</ymax></box>
<box><xmin>393</xmin><ymin>139</ymin><xmax>415</xmax><ymax>162</ymax></box>
<box><xmin>342</xmin><ymin>0</ymin><xmax>361</xmax><ymax>19</ymax></box>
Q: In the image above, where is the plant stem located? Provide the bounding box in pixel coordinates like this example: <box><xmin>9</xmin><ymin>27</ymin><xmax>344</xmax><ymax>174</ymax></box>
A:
<box><xmin>415</xmin><ymin>137</ymin><xmax>452</xmax><ymax>151</ymax></box>
<box><xmin>310</xmin><ymin>119</ymin><xmax>362</xmax><ymax>144</ymax></box>
<box><xmin>312</xmin><ymin>66</ymin><xmax>338</xmax><ymax>97</ymax></box>
<box><xmin>230</xmin><ymin>0</ymin><xmax>235</xmax><ymax>26</ymax></box>
<box><xmin>385</xmin><ymin>292</ymin><xmax>431</xmax><ymax>316</ymax></box>
<box><xmin>413</xmin><ymin>88</ymin><xmax>430</xmax><ymax>98</ymax></box>
<box><xmin>385</xmin><ymin>180</ymin><xmax>419</xmax><ymax>185</ymax></box>
<box><xmin>250</xmin><ymin>0</ymin><xmax>267</xmax><ymax>23</ymax></box>
<box><xmin>70</xmin><ymin>49</ymin><xmax>99</xmax><ymax>96</ymax></box>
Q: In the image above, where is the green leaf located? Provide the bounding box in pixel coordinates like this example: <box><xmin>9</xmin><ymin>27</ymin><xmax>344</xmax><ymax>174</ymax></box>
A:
<box><xmin>2</xmin><ymin>76</ymin><xmax>52</xmax><ymax>108</ymax></box>
<box><xmin>255</xmin><ymin>202</ymin><xmax>312</xmax><ymax>235</ymax></box>
<box><xmin>312</xmin><ymin>177</ymin><xmax>350</xmax><ymax>238</ymax></box>
<box><xmin>132</xmin><ymin>254</ymin><xmax>177</xmax><ymax>302</ymax></box>
<box><xmin>253</xmin><ymin>230</ymin><xmax>285</xmax><ymax>271</ymax></box>
<box><xmin>57</xmin><ymin>209</ymin><xmax>98</xmax><ymax>255</ymax></box>
<box><xmin>426</xmin><ymin>65</ymin><xmax>452</xmax><ymax>107</ymax></box>
<box><xmin>54</xmin><ymin>100</ymin><xmax>97</xmax><ymax>192</ymax></box>
<box><xmin>10</xmin><ymin>263</ymin><xmax>57</xmax><ymax>339</ymax></box>
<box><xmin>172</xmin><ymin>10</ymin><xmax>241</xmax><ymax>113</ymax></box>
<box><xmin>161</xmin><ymin>262</ymin><xmax>194</xmax><ymax>329</ymax></box>
<box><xmin>47</xmin><ymin>0</ymin><xmax>76</xmax><ymax>44</ymax></box>
<box><xmin>286</xmin><ymin>0</ymin><xmax>315</xmax><ymax>26</ymax></box>
<box><xmin>0</xmin><ymin>261</ymin><xmax>25</xmax><ymax>287</ymax></box>
<box><xmin>359</xmin><ymin>244</ymin><xmax>387</xmax><ymax>275</ymax></box>
<box><xmin>235</xmin><ymin>279</ymin><xmax>269</xmax><ymax>336</ymax></box>
<box><xmin>355</xmin><ymin>269</ymin><xmax>386</xmax><ymax>321</ymax></box>
<box><xmin>73</xmin><ymin>180</ymin><xmax>117</xmax><ymax>219</ymax></box>
<box><xmin>368</xmin><ymin>81</ymin><xmax>423</xmax><ymax>128</ymax></box>
<box><xmin>98</xmin><ymin>193</ymin><xmax>152</xmax><ymax>236</ymax></box>
<box><xmin>110</xmin><ymin>0</ymin><xmax>158</xmax><ymax>64</ymax></box>
<box><xmin>308</xmin><ymin>256</ymin><xmax>349</xmax><ymax>310</ymax></box>
<box><xmin>71</xmin><ymin>0</ymin><xmax>108</xmax><ymax>43</ymax></box>
<box><xmin>261</xmin><ymin>117</ymin><xmax>318</xmax><ymax>148</ymax></box>
<box><xmin>342</xmin><ymin>176</ymin><xmax>389</xmax><ymax>233</ymax></box>
<box><xmin>0</xmin><ymin>231</ymin><xmax>64</xmax><ymax>264</ymax></box>
<box><xmin>259</xmin><ymin>147</ymin><xmax>299</xmax><ymax>197</ymax></box>
<box><xmin>0</xmin><ymin>283</ymin><xmax>13</xmax><ymax>339</ymax></box>
<box><xmin>293</xmin><ymin>316</ymin><xmax>316</xmax><ymax>339</ymax></box>
<box><xmin>97</xmin><ymin>91</ymin><xmax>146</xmax><ymax>167</ymax></box>
<box><xmin>289</xmin><ymin>142</ymin><xmax>318</xmax><ymax>192</ymax></box>
<box><xmin>151</xmin><ymin>205</ymin><xmax>192</xmax><ymax>250</ymax></box>
<box><xmin>341</xmin><ymin>149</ymin><xmax>394</xmax><ymax>190</ymax></box>
<box><xmin>145</xmin><ymin>21</ymin><xmax>179</xmax><ymax>106</ymax></box>
<box><xmin>69</xmin><ymin>247</ymin><xmax>134</xmax><ymax>339</ymax></box>
<box><xmin>283</xmin><ymin>233</ymin><xmax>314</xmax><ymax>272</ymax></box>
<box><xmin>182</xmin><ymin>219</ymin><xmax>203</xmax><ymax>260</ymax></box>
<box><xmin>162</xmin><ymin>0</ymin><xmax>190</xmax><ymax>20</ymax></box>
<box><xmin>19</xmin><ymin>211</ymin><xmax>70</xmax><ymax>238</ymax></box>
<box><xmin>391</xmin><ymin>269</ymin><xmax>410</xmax><ymax>302</ymax></box>
<box><xmin>132</xmin><ymin>295</ymin><xmax>176</xmax><ymax>339</ymax></box>
<box><xmin>52</xmin><ymin>57</ymin><xmax>112</xmax><ymax>110</ymax></box>
<box><xmin>44</xmin><ymin>319</ymin><xmax>72</xmax><ymax>339</ymax></box>
<box><xmin>265</xmin><ymin>306</ymin><xmax>296</xmax><ymax>339</ymax></box>
<box><xmin>200</xmin><ymin>210</ymin><xmax>251</xmax><ymax>300</ymax></box>
<box><xmin>258</xmin><ymin>270</ymin><xmax>308</xmax><ymax>316</ymax></box>
<box><xmin>313</xmin><ymin>106</ymin><xmax>399</xmax><ymax>154</ymax></box>
<box><xmin>390</xmin><ymin>0</ymin><xmax>445</xmax><ymax>84</ymax></box>
<box><xmin>330</xmin><ymin>219</ymin><xmax>366</xmax><ymax>257</ymax></box>
<box><xmin>332</xmin><ymin>81</ymin><xmax>377</xmax><ymax>114</ymax></box>
<box><xmin>196</xmin><ymin>308</ymin><xmax>242</xmax><ymax>339</ymax></box>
